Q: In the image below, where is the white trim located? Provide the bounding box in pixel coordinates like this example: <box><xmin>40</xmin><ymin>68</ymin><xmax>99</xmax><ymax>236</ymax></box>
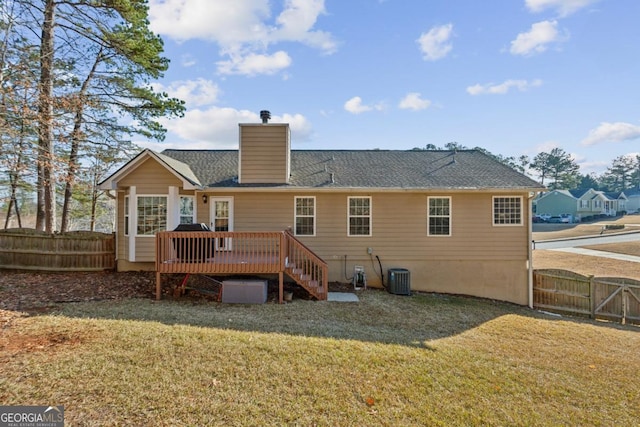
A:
<box><xmin>128</xmin><ymin>186</ymin><xmax>136</xmax><ymax>262</ymax></box>
<box><xmin>135</xmin><ymin>194</ymin><xmax>169</xmax><ymax>237</ymax></box>
<box><xmin>124</xmin><ymin>195</ymin><xmax>130</xmax><ymax>237</ymax></box>
<box><xmin>168</xmin><ymin>186</ymin><xmax>179</xmax><ymax>230</ymax></box>
<box><xmin>294</xmin><ymin>196</ymin><xmax>316</xmax><ymax>237</ymax></box>
<box><xmin>427</xmin><ymin>196</ymin><xmax>452</xmax><ymax>237</ymax></box>
<box><xmin>211</xmin><ymin>197</ymin><xmax>234</xmax><ymax>250</ymax></box>
<box><xmin>527</xmin><ymin>194</ymin><xmax>534</xmax><ymax>309</ymax></box>
<box><xmin>180</xmin><ymin>195</ymin><xmax>196</xmax><ymax>224</ymax></box>
<box><xmin>347</xmin><ymin>196</ymin><xmax>372</xmax><ymax>237</ymax></box>
<box><xmin>98</xmin><ymin>149</ymin><xmax>201</xmax><ymax>190</ymax></box>
<box><xmin>492</xmin><ymin>195</ymin><xmax>524</xmax><ymax>226</ymax></box>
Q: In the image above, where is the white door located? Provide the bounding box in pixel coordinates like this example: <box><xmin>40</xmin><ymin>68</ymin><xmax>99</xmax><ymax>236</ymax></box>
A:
<box><xmin>210</xmin><ymin>197</ymin><xmax>233</xmax><ymax>250</ymax></box>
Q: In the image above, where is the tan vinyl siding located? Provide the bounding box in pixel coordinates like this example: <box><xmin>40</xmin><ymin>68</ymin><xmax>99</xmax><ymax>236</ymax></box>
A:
<box><xmin>115</xmin><ymin>159</ymin><xmax>185</xmax><ymax>262</ymax></box>
<box><xmin>195</xmin><ymin>191</ymin><xmax>531</xmax><ymax>304</ymax></box>
<box><xmin>239</xmin><ymin>124</ymin><xmax>290</xmax><ymax>184</ymax></box>
<box><xmin>119</xmin><ymin>158</ymin><xmax>183</xmax><ymax>191</ymax></box>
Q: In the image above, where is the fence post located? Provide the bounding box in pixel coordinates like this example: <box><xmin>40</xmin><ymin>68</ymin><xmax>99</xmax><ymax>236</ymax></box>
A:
<box><xmin>622</xmin><ymin>285</ymin><xmax>628</xmax><ymax>325</ymax></box>
<box><xmin>589</xmin><ymin>275</ymin><xmax>596</xmax><ymax>319</ymax></box>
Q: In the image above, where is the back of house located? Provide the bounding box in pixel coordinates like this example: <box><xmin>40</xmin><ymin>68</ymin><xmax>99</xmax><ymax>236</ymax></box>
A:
<box><xmin>100</xmin><ymin>115</ymin><xmax>544</xmax><ymax>305</ymax></box>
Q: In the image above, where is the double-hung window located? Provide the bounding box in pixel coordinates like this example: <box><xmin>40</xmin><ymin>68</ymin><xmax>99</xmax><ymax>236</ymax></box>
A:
<box><xmin>428</xmin><ymin>197</ymin><xmax>451</xmax><ymax>236</ymax></box>
<box><xmin>137</xmin><ymin>196</ymin><xmax>167</xmax><ymax>235</ymax></box>
<box><xmin>124</xmin><ymin>196</ymin><xmax>130</xmax><ymax>235</ymax></box>
<box><xmin>295</xmin><ymin>196</ymin><xmax>315</xmax><ymax>236</ymax></box>
<box><xmin>493</xmin><ymin>196</ymin><xmax>522</xmax><ymax>226</ymax></box>
<box><xmin>348</xmin><ymin>196</ymin><xmax>371</xmax><ymax>236</ymax></box>
<box><xmin>179</xmin><ymin>196</ymin><xmax>195</xmax><ymax>224</ymax></box>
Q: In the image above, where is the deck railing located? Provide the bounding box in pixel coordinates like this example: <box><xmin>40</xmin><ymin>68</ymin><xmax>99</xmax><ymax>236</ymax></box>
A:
<box><xmin>155</xmin><ymin>230</ymin><xmax>328</xmax><ymax>301</ymax></box>
<box><xmin>283</xmin><ymin>230</ymin><xmax>328</xmax><ymax>300</ymax></box>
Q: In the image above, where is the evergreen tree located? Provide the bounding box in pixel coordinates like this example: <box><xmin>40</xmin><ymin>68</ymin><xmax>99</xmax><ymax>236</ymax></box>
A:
<box><xmin>7</xmin><ymin>0</ymin><xmax>185</xmax><ymax>232</ymax></box>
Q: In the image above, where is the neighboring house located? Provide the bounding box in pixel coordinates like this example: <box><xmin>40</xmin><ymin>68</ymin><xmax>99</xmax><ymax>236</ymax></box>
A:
<box><xmin>623</xmin><ymin>188</ymin><xmax>640</xmax><ymax>213</ymax></box>
<box><xmin>99</xmin><ymin>117</ymin><xmax>544</xmax><ymax>306</ymax></box>
<box><xmin>535</xmin><ymin>188</ymin><xmax>627</xmax><ymax>221</ymax></box>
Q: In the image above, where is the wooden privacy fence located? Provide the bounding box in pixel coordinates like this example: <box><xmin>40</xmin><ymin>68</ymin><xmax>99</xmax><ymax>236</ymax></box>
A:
<box><xmin>533</xmin><ymin>269</ymin><xmax>640</xmax><ymax>325</ymax></box>
<box><xmin>0</xmin><ymin>229</ymin><xmax>115</xmax><ymax>271</ymax></box>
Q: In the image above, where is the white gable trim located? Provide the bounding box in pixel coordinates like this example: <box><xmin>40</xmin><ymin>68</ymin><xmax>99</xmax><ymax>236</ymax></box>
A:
<box><xmin>98</xmin><ymin>149</ymin><xmax>202</xmax><ymax>191</ymax></box>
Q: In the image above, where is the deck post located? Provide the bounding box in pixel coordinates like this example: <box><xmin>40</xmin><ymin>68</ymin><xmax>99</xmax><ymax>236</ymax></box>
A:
<box><xmin>156</xmin><ymin>272</ymin><xmax>162</xmax><ymax>300</ymax></box>
<box><xmin>279</xmin><ymin>271</ymin><xmax>283</xmax><ymax>304</ymax></box>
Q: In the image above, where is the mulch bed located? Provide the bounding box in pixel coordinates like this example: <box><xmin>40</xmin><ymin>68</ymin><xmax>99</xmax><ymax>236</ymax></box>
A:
<box><xmin>0</xmin><ymin>271</ymin><xmax>155</xmax><ymax>311</ymax></box>
<box><xmin>0</xmin><ymin>270</ymin><xmax>355</xmax><ymax>311</ymax></box>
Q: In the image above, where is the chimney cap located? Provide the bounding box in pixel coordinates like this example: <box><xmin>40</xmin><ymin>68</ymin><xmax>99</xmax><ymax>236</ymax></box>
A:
<box><xmin>260</xmin><ymin>110</ymin><xmax>271</xmax><ymax>123</ymax></box>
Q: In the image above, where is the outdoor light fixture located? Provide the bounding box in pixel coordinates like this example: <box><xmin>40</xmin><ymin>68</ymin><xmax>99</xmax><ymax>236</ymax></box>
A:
<box><xmin>202</xmin><ymin>194</ymin><xmax>208</xmax><ymax>204</ymax></box>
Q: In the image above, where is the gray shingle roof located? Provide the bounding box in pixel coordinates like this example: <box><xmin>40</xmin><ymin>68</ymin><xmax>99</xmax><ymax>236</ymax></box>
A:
<box><xmin>160</xmin><ymin>149</ymin><xmax>544</xmax><ymax>190</ymax></box>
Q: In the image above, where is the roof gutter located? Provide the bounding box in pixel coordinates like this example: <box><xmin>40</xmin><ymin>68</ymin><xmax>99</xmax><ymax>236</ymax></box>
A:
<box><xmin>200</xmin><ymin>186</ymin><xmax>545</xmax><ymax>193</ymax></box>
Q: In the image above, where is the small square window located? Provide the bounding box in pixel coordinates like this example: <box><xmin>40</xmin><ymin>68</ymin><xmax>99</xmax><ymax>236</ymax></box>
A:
<box><xmin>493</xmin><ymin>196</ymin><xmax>522</xmax><ymax>226</ymax></box>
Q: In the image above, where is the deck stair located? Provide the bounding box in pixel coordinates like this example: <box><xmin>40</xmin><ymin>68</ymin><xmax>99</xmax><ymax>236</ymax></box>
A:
<box><xmin>155</xmin><ymin>229</ymin><xmax>328</xmax><ymax>302</ymax></box>
<box><xmin>282</xmin><ymin>231</ymin><xmax>328</xmax><ymax>300</ymax></box>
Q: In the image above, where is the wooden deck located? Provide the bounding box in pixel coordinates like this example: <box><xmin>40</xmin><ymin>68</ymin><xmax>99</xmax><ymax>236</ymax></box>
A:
<box><xmin>155</xmin><ymin>230</ymin><xmax>328</xmax><ymax>302</ymax></box>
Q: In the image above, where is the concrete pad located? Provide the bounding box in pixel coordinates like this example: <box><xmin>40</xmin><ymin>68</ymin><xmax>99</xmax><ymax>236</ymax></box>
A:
<box><xmin>327</xmin><ymin>292</ymin><xmax>360</xmax><ymax>302</ymax></box>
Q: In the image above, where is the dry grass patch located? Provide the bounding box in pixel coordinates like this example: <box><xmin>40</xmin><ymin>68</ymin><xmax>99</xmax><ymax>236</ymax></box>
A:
<box><xmin>580</xmin><ymin>242</ymin><xmax>640</xmax><ymax>257</ymax></box>
<box><xmin>533</xmin><ymin>216</ymin><xmax>640</xmax><ymax>241</ymax></box>
<box><xmin>533</xmin><ymin>250</ymin><xmax>640</xmax><ymax>280</ymax></box>
<box><xmin>1</xmin><ymin>293</ymin><xmax>639</xmax><ymax>426</ymax></box>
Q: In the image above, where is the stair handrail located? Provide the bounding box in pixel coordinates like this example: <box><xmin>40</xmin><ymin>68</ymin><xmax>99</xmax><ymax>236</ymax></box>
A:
<box><xmin>282</xmin><ymin>230</ymin><xmax>328</xmax><ymax>299</ymax></box>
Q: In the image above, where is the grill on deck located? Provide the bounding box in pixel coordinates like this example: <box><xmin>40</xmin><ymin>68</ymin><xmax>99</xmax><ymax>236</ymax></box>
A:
<box><xmin>172</xmin><ymin>223</ymin><xmax>215</xmax><ymax>262</ymax></box>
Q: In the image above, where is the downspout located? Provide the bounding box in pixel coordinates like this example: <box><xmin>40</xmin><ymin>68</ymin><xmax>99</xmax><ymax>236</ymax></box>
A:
<box><xmin>527</xmin><ymin>192</ymin><xmax>534</xmax><ymax>309</ymax></box>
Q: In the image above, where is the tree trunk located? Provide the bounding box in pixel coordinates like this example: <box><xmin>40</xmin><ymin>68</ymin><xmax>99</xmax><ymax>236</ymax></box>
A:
<box><xmin>4</xmin><ymin>172</ymin><xmax>23</xmax><ymax>229</ymax></box>
<box><xmin>36</xmin><ymin>0</ymin><xmax>56</xmax><ymax>232</ymax></box>
<box><xmin>60</xmin><ymin>50</ymin><xmax>102</xmax><ymax>232</ymax></box>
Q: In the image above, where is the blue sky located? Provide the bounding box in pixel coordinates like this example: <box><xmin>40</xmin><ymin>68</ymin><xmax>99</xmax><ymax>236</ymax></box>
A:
<box><xmin>144</xmin><ymin>0</ymin><xmax>640</xmax><ymax>177</ymax></box>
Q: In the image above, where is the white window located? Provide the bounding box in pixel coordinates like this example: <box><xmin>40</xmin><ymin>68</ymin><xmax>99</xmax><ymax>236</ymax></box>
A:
<box><xmin>295</xmin><ymin>196</ymin><xmax>315</xmax><ymax>236</ymax></box>
<box><xmin>179</xmin><ymin>196</ymin><xmax>194</xmax><ymax>224</ymax></box>
<box><xmin>124</xmin><ymin>196</ymin><xmax>129</xmax><ymax>236</ymax></box>
<box><xmin>137</xmin><ymin>196</ymin><xmax>167</xmax><ymax>235</ymax></box>
<box><xmin>348</xmin><ymin>196</ymin><xmax>371</xmax><ymax>236</ymax></box>
<box><xmin>493</xmin><ymin>196</ymin><xmax>522</xmax><ymax>226</ymax></box>
<box><xmin>428</xmin><ymin>197</ymin><xmax>451</xmax><ymax>236</ymax></box>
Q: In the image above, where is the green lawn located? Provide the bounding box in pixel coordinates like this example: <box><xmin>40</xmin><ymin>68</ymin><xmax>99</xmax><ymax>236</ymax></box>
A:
<box><xmin>1</xmin><ymin>291</ymin><xmax>638</xmax><ymax>426</ymax></box>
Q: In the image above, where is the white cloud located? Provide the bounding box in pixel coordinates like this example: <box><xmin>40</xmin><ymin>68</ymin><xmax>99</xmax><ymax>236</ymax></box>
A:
<box><xmin>510</xmin><ymin>20</ymin><xmax>564</xmax><ymax>56</ymax></box>
<box><xmin>466</xmin><ymin>79</ymin><xmax>542</xmax><ymax>95</ymax></box>
<box><xmin>417</xmin><ymin>24</ymin><xmax>453</xmax><ymax>61</ymax></box>
<box><xmin>180</xmin><ymin>54</ymin><xmax>197</xmax><ymax>67</ymax></box>
<box><xmin>344</xmin><ymin>96</ymin><xmax>384</xmax><ymax>114</ymax></box>
<box><xmin>398</xmin><ymin>93</ymin><xmax>431</xmax><ymax>111</ymax></box>
<box><xmin>525</xmin><ymin>0</ymin><xmax>599</xmax><ymax>17</ymax></box>
<box><xmin>148</xmin><ymin>0</ymin><xmax>336</xmax><ymax>76</ymax></box>
<box><xmin>272</xmin><ymin>0</ymin><xmax>337</xmax><ymax>53</ymax></box>
<box><xmin>581</xmin><ymin>122</ymin><xmax>640</xmax><ymax>146</ymax></box>
<box><xmin>148</xmin><ymin>0</ymin><xmax>270</xmax><ymax>44</ymax></box>
<box><xmin>153</xmin><ymin>78</ymin><xmax>220</xmax><ymax>107</ymax></box>
<box><xmin>217</xmin><ymin>51</ymin><xmax>292</xmax><ymax>76</ymax></box>
<box><xmin>151</xmin><ymin>107</ymin><xmax>313</xmax><ymax>149</ymax></box>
